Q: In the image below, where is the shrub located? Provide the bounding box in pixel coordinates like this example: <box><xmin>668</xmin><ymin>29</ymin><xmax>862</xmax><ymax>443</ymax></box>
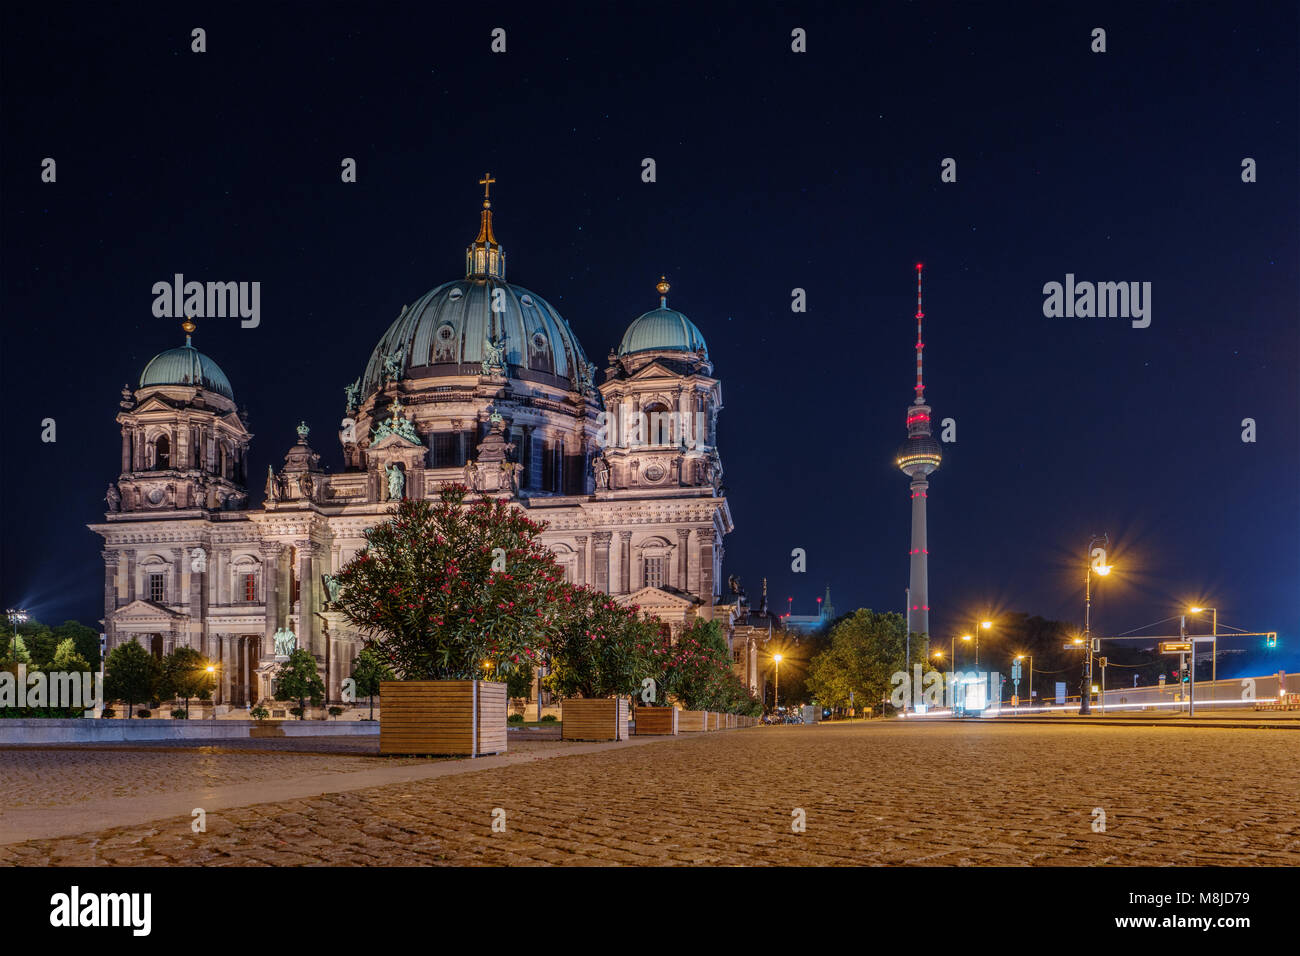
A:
<box><xmin>101</xmin><ymin>708</ymin><xmax>116</xmax><ymax>719</ymax></box>
<box><xmin>136</xmin><ymin>709</ymin><xmax>151</xmax><ymax>719</ymax></box>
<box><xmin>249</xmin><ymin>705</ymin><xmax>269</xmax><ymax>721</ymax></box>
<box><xmin>507</xmin><ymin>713</ymin><xmax>525</xmax><ymax>724</ymax></box>
<box><xmin>540</xmin><ymin>714</ymin><xmax>558</xmax><ymax>723</ymax></box>
<box><xmin>170</xmin><ymin>708</ymin><xmax>188</xmax><ymax>719</ymax></box>
<box><xmin>328</xmin><ymin>706</ymin><xmax>344</xmax><ymax>719</ymax></box>
<box><xmin>289</xmin><ymin>706</ymin><xmax>305</xmax><ymax>719</ymax></box>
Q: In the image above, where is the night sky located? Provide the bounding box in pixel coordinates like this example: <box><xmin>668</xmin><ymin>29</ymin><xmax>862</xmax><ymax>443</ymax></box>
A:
<box><xmin>2</xmin><ymin>2</ymin><xmax>1296</xmax><ymax>674</ymax></box>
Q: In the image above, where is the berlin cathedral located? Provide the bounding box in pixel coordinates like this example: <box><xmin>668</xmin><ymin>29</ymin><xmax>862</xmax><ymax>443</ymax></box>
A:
<box><xmin>90</xmin><ymin>179</ymin><xmax>767</xmax><ymax>711</ymax></box>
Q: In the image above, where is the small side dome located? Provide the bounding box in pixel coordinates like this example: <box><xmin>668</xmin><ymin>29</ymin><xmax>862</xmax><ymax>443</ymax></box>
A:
<box><xmin>139</xmin><ymin>322</ymin><xmax>235</xmax><ymax>399</ymax></box>
<box><xmin>618</xmin><ymin>277</ymin><xmax>709</xmax><ymax>357</ymax></box>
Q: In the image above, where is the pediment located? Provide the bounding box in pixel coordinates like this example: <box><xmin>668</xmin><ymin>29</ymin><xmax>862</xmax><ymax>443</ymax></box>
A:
<box><xmin>369</xmin><ymin>432</ymin><xmax>424</xmax><ymax>451</ymax></box>
<box><xmin>617</xmin><ymin>586</ymin><xmax>698</xmax><ymax>609</ymax></box>
<box><xmin>131</xmin><ymin>395</ymin><xmax>180</xmax><ymax>414</ymax></box>
<box><xmin>110</xmin><ymin>599</ymin><xmax>188</xmax><ymax>624</ymax></box>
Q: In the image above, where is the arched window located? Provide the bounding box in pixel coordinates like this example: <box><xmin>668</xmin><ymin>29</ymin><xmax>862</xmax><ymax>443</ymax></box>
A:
<box><xmin>154</xmin><ymin>434</ymin><xmax>170</xmax><ymax>470</ymax></box>
<box><xmin>644</xmin><ymin>403</ymin><xmax>674</xmax><ymax>445</ymax></box>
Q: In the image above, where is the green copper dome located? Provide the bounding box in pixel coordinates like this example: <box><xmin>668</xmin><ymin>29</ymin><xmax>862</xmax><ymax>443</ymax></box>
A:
<box><xmin>618</xmin><ymin>279</ymin><xmax>708</xmax><ymax>357</ymax></box>
<box><xmin>139</xmin><ymin>336</ymin><xmax>235</xmax><ymax>399</ymax></box>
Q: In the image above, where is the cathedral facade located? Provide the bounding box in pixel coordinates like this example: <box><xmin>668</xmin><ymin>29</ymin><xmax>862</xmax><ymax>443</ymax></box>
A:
<box><xmin>89</xmin><ymin>181</ymin><xmax>763</xmax><ymax>710</ymax></box>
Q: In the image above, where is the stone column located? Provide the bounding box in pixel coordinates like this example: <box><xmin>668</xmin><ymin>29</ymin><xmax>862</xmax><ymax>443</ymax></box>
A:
<box><xmin>220</xmin><ymin>635</ymin><xmax>232</xmax><ymax>705</ymax></box>
<box><xmin>102</xmin><ymin>550</ymin><xmax>118</xmax><ymax>615</ymax></box>
<box><xmin>260</xmin><ymin>544</ymin><xmax>281</xmax><ymax>658</ymax></box>
<box><xmin>591</xmin><ymin>532</ymin><xmax>611</xmax><ymax>594</ymax></box>
<box><xmin>698</xmin><ymin>529</ymin><xmax>716</xmax><ymax>621</ymax></box>
<box><xmin>574</xmin><ymin>535</ymin><xmax>588</xmax><ymax>587</ymax></box>
<box><xmin>618</xmin><ymin>531</ymin><xmax>632</xmax><ymax>594</ymax></box>
<box><xmin>120</xmin><ymin>429</ymin><xmax>131</xmax><ymax>473</ymax></box>
<box><xmin>677</xmin><ymin>529</ymin><xmax>690</xmax><ymax>590</ymax></box>
<box><xmin>299</xmin><ymin>543</ymin><xmax>321</xmax><ymax>658</ymax></box>
<box><xmin>125</xmin><ymin>551</ymin><xmax>137</xmax><ymax>602</ymax></box>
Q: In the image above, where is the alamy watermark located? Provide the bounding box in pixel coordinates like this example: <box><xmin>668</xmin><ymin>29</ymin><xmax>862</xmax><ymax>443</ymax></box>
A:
<box><xmin>890</xmin><ymin>666</ymin><xmax>1003</xmax><ymax>710</ymax></box>
<box><xmin>152</xmin><ymin>274</ymin><xmax>260</xmax><ymax>328</ymax></box>
<box><xmin>1042</xmin><ymin>274</ymin><xmax>1150</xmax><ymax>328</ymax></box>
<box><xmin>1</xmin><ymin>665</ymin><xmax>103</xmax><ymax>715</ymax></box>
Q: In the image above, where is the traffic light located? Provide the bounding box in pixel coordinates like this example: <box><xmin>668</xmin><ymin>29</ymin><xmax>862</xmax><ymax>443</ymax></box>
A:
<box><xmin>1266</xmin><ymin>633</ymin><xmax>1278</xmax><ymax>648</ymax></box>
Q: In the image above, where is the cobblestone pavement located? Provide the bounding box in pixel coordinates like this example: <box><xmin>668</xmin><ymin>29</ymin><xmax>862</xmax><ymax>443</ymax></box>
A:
<box><xmin>2</xmin><ymin>722</ymin><xmax>1297</xmax><ymax>866</ymax></box>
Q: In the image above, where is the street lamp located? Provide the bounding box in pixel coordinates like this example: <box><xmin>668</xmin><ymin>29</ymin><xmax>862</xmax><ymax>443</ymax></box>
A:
<box><xmin>1189</xmin><ymin>606</ymin><xmax>1218</xmax><ymax>702</ymax></box>
<box><xmin>1080</xmin><ymin>534</ymin><xmax>1111</xmax><ymax>715</ymax></box>
<box><xmin>5</xmin><ymin>608</ymin><xmax>29</xmax><ymax>660</ymax></box>
<box><xmin>974</xmin><ymin>619</ymin><xmax>992</xmax><ymax>668</ymax></box>
<box><xmin>959</xmin><ymin>634</ymin><xmax>972</xmax><ymax>668</ymax></box>
<box><xmin>773</xmin><ymin>653</ymin><xmax>783</xmax><ymax>714</ymax></box>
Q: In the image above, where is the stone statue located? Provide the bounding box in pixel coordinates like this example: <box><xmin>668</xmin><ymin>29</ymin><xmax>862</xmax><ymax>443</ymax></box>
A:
<box><xmin>322</xmin><ymin>573</ymin><xmax>342</xmax><ymax>605</ymax></box>
<box><xmin>463</xmin><ymin>458</ymin><xmax>481</xmax><ymax>492</ymax></box>
<box><xmin>501</xmin><ymin>460</ymin><xmax>520</xmax><ymax>495</ymax></box>
<box><xmin>481</xmin><ymin>334</ymin><xmax>507</xmax><ymax>376</ymax></box>
<box><xmin>382</xmin><ymin>346</ymin><xmax>405</xmax><ymax>385</ymax></box>
<box><xmin>105</xmin><ymin>483</ymin><xmax>121</xmax><ymax>512</ymax></box>
<box><xmin>298</xmin><ymin>473</ymin><xmax>314</xmax><ymax>499</ymax></box>
<box><xmin>592</xmin><ymin>454</ymin><xmax>610</xmax><ymax>490</ymax></box>
<box><xmin>265</xmin><ymin>466</ymin><xmax>279</xmax><ymax>502</ymax></box>
<box><xmin>343</xmin><ymin>378</ymin><xmax>361</xmax><ymax>411</ymax></box>
<box><xmin>273</xmin><ymin>627</ymin><xmax>296</xmax><ymax>657</ymax></box>
<box><xmin>386</xmin><ymin>463</ymin><xmax>405</xmax><ymax>501</ymax></box>
<box><xmin>190</xmin><ymin>547</ymin><xmax>207</xmax><ymax>573</ymax></box>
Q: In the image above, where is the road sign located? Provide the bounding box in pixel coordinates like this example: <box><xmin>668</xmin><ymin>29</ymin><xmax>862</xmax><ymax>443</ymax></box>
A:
<box><xmin>1159</xmin><ymin>641</ymin><xmax>1192</xmax><ymax>654</ymax></box>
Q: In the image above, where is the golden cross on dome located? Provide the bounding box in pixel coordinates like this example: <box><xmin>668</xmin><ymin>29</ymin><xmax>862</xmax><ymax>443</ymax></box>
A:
<box><xmin>479</xmin><ymin>173</ymin><xmax>496</xmax><ymax>200</ymax></box>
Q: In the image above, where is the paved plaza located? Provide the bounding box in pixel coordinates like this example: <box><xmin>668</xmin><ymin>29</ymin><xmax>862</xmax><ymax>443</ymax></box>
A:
<box><xmin>1</xmin><ymin>722</ymin><xmax>1297</xmax><ymax>866</ymax></box>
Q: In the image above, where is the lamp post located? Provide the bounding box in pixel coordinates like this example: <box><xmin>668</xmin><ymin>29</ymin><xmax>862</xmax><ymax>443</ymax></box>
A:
<box><xmin>773</xmin><ymin>653</ymin><xmax>783</xmax><ymax>715</ymax></box>
<box><xmin>973</xmin><ymin>619</ymin><xmax>992</xmax><ymax>669</ymax></box>
<box><xmin>205</xmin><ymin>665</ymin><xmax>217</xmax><ymax>719</ymax></box>
<box><xmin>1189</xmin><ymin>607</ymin><xmax>1218</xmax><ymax>703</ymax></box>
<box><xmin>5</xmin><ymin>608</ymin><xmax>29</xmax><ymax>659</ymax></box>
<box><xmin>1080</xmin><ymin>534</ymin><xmax>1111</xmax><ymax>716</ymax></box>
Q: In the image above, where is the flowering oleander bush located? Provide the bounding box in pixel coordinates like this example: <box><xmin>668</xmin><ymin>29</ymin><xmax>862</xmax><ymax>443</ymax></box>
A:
<box><xmin>543</xmin><ymin>587</ymin><xmax>670</xmax><ymax>699</ymax></box>
<box><xmin>333</xmin><ymin>485</ymin><xmax>567</xmax><ymax>681</ymax></box>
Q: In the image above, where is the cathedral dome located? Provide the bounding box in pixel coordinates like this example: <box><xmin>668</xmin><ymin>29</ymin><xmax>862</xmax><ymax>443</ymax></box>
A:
<box><xmin>360</xmin><ymin>278</ymin><xmax>590</xmax><ymax>395</ymax></box>
<box><xmin>138</xmin><ymin>325</ymin><xmax>235</xmax><ymax>399</ymax></box>
<box><xmin>360</xmin><ymin>177</ymin><xmax>591</xmax><ymax>397</ymax></box>
<box><xmin>618</xmin><ymin>278</ymin><xmax>708</xmax><ymax>357</ymax></box>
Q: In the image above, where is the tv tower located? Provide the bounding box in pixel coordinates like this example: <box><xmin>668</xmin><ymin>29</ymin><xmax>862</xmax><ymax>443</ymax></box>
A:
<box><xmin>896</xmin><ymin>263</ymin><xmax>942</xmax><ymax>640</ymax></box>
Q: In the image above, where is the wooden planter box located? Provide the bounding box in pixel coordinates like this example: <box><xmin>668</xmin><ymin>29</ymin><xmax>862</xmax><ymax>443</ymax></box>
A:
<box><xmin>379</xmin><ymin>680</ymin><xmax>507</xmax><ymax>756</ymax></box>
<box><xmin>677</xmin><ymin>709</ymin><xmax>708</xmax><ymax>732</ymax></box>
<box><xmin>707</xmin><ymin>711</ymin><xmax>721</xmax><ymax>731</ymax></box>
<box><xmin>562</xmin><ymin>697</ymin><xmax>630</xmax><ymax>741</ymax></box>
<box><xmin>726</xmin><ymin>713</ymin><xmax>736</xmax><ymax>729</ymax></box>
<box><xmin>633</xmin><ymin>706</ymin><xmax>678</xmax><ymax>735</ymax></box>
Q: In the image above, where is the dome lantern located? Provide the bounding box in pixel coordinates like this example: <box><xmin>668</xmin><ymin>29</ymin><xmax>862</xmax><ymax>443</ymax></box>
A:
<box><xmin>465</xmin><ymin>172</ymin><xmax>506</xmax><ymax>280</ymax></box>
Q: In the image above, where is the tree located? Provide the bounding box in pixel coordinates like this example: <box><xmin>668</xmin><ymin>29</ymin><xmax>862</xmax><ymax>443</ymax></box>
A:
<box><xmin>48</xmin><ymin>638</ymin><xmax>91</xmax><ymax>673</ymax></box>
<box><xmin>544</xmin><ymin>587</ymin><xmax>666</xmax><ymax>699</ymax></box>
<box><xmin>807</xmin><ymin>609</ymin><xmax>915</xmax><ymax>715</ymax></box>
<box><xmin>0</xmin><ymin>634</ymin><xmax>32</xmax><ymax>666</ymax></box>
<box><xmin>350</xmin><ymin>646</ymin><xmax>393</xmax><ymax>719</ymax></box>
<box><xmin>333</xmin><ymin>486</ymin><xmax>567</xmax><ymax>681</ymax></box>
<box><xmin>52</xmin><ymin>621</ymin><xmax>101</xmax><ymax>670</ymax></box>
<box><xmin>158</xmin><ymin>646</ymin><xmax>214</xmax><ymax>717</ymax></box>
<box><xmin>104</xmin><ymin>639</ymin><xmax>160</xmax><ymax>717</ymax></box>
<box><xmin>274</xmin><ymin>648</ymin><xmax>325</xmax><ymax>719</ymax></box>
<box><xmin>662</xmin><ymin>619</ymin><xmax>733</xmax><ymax>710</ymax></box>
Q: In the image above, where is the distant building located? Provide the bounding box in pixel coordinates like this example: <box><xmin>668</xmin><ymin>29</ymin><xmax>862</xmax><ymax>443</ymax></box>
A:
<box><xmin>783</xmin><ymin>586</ymin><xmax>836</xmax><ymax>636</ymax></box>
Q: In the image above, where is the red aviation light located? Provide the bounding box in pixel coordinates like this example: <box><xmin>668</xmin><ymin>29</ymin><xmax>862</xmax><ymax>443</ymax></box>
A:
<box><xmin>915</xmin><ymin>263</ymin><xmax>923</xmax><ymax>271</ymax></box>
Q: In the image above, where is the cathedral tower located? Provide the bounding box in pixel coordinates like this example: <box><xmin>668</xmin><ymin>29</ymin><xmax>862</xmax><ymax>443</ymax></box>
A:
<box><xmin>895</xmin><ymin>264</ymin><xmax>941</xmax><ymax>640</ymax></box>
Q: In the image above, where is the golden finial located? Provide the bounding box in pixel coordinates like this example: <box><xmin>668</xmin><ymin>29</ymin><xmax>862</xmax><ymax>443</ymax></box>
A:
<box><xmin>182</xmin><ymin>316</ymin><xmax>197</xmax><ymax>335</ymax></box>
<box><xmin>479</xmin><ymin>172</ymin><xmax>496</xmax><ymax>206</ymax></box>
<box><xmin>656</xmin><ymin>275</ymin><xmax>670</xmax><ymax>307</ymax></box>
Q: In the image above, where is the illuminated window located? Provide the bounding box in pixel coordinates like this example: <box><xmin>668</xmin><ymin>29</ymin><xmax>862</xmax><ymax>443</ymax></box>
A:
<box><xmin>644</xmin><ymin>557</ymin><xmax>665</xmax><ymax>589</ymax></box>
<box><xmin>243</xmin><ymin>573</ymin><xmax>257</xmax><ymax>602</ymax></box>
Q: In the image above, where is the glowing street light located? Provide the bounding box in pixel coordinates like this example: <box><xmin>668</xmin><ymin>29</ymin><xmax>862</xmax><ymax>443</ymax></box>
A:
<box><xmin>1188</xmin><ymin>606</ymin><xmax>1219</xmax><ymax>701</ymax></box>
<box><xmin>772</xmin><ymin>653</ymin><xmax>784</xmax><ymax>714</ymax></box>
<box><xmin>1081</xmin><ymin>533</ymin><xmax>1112</xmax><ymax>715</ymax></box>
<box><xmin>5</xmin><ymin>608</ymin><xmax>29</xmax><ymax>660</ymax></box>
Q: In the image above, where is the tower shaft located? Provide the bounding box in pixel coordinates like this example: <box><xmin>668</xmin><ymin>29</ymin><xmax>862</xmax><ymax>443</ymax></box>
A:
<box><xmin>908</xmin><ymin>476</ymin><xmax>930</xmax><ymax>639</ymax></box>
